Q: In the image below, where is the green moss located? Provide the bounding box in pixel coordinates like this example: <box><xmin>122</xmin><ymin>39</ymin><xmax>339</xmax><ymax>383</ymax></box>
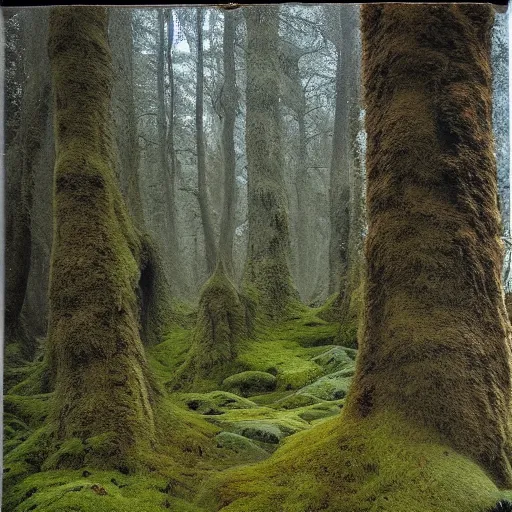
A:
<box><xmin>202</xmin><ymin>410</ymin><xmax>508</xmax><ymax>511</ymax></box>
<box><xmin>222</xmin><ymin>371</ymin><xmax>276</xmax><ymax>397</ymax></box>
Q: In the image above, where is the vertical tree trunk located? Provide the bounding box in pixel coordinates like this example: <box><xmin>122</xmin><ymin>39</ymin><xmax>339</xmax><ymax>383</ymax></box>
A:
<box><xmin>346</xmin><ymin>4</ymin><xmax>512</xmax><ymax>487</ymax></box>
<box><xmin>5</xmin><ymin>10</ymin><xmax>52</xmax><ymax>355</ymax></box>
<box><xmin>218</xmin><ymin>10</ymin><xmax>238</xmax><ymax>277</ymax></box>
<box><xmin>196</xmin><ymin>7</ymin><xmax>217</xmax><ymax>276</ymax></box>
<box><xmin>244</xmin><ymin>6</ymin><xmax>295</xmax><ymax>319</ymax></box>
<box><xmin>157</xmin><ymin>9</ymin><xmax>183</xmax><ymax>293</ymax></box>
<box><xmin>327</xmin><ymin>6</ymin><xmax>360</xmax><ymax>298</ymax></box>
<box><xmin>47</xmin><ymin>6</ymin><xmax>155</xmax><ymax>467</ymax></box>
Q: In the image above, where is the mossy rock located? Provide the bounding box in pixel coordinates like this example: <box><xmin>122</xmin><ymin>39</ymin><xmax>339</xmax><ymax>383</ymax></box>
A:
<box><xmin>215</xmin><ymin>432</ymin><xmax>269</xmax><ymax>460</ymax></box>
<box><xmin>298</xmin><ymin>406</ymin><xmax>339</xmax><ymax>423</ymax></box>
<box><xmin>296</xmin><ymin>370</ymin><xmax>353</xmax><ymax>401</ymax></box>
<box><xmin>231</xmin><ymin>421</ymin><xmax>284</xmax><ymax>444</ymax></box>
<box><xmin>311</xmin><ymin>346</ymin><xmax>356</xmax><ymax>373</ymax></box>
<box><xmin>222</xmin><ymin>371</ymin><xmax>277</xmax><ymax>397</ymax></box>
<box><xmin>274</xmin><ymin>393</ymin><xmax>322</xmax><ymax>410</ymax></box>
<box><xmin>178</xmin><ymin>391</ymin><xmax>258</xmax><ymax>415</ymax></box>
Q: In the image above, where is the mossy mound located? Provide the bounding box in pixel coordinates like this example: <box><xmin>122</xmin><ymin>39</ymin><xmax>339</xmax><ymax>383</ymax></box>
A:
<box><xmin>214</xmin><ymin>432</ymin><xmax>269</xmax><ymax>461</ymax></box>
<box><xmin>177</xmin><ymin>391</ymin><xmax>258</xmax><ymax>415</ymax></box>
<box><xmin>222</xmin><ymin>371</ymin><xmax>277</xmax><ymax>397</ymax></box>
<box><xmin>311</xmin><ymin>346</ymin><xmax>356</xmax><ymax>373</ymax></box>
<box><xmin>295</xmin><ymin>369</ymin><xmax>354</xmax><ymax>401</ymax></box>
<box><xmin>201</xmin><ymin>410</ymin><xmax>512</xmax><ymax>511</ymax></box>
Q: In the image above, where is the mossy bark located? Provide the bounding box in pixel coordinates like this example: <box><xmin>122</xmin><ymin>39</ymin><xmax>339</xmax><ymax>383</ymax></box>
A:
<box><xmin>345</xmin><ymin>4</ymin><xmax>512</xmax><ymax>488</ymax></box>
<box><xmin>47</xmin><ymin>6</ymin><xmax>155</xmax><ymax>468</ymax></box>
<box><xmin>173</xmin><ymin>261</ymin><xmax>245</xmax><ymax>388</ymax></box>
<box><xmin>244</xmin><ymin>6</ymin><xmax>295</xmax><ymax>321</ymax></box>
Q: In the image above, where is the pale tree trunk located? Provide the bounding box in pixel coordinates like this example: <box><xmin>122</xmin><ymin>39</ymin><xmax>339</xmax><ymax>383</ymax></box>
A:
<box><xmin>218</xmin><ymin>10</ymin><xmax>238</xmax><ymax>278</ymax></box>
<box><xmin>157</xmin><ymin>9</ymin><xmax>183</xmax><ymax>293</ymax></box>
<box><xmin>244</xmin><ymin>6</ymin><xmax>295</xmax><ymax>319</ymax></box>
<box><xmin>47</xmin><ymin>7</ymin><xmax>155</xmax><ymax>468</ymax></box>
<box><xmin>196</xmin><ymin>7</ymin><xmax>217</xmax><ymax>276</ymax></box>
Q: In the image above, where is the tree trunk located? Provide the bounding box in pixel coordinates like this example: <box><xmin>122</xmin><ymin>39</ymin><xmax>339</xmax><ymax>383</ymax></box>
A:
<box><xmin>47</xmin><ymin>6</ymin><xmax>155</xmax><ymax>468</ymax></box>
<box><xmin>5</xmin><ymin>10</ymin><xmax>52</xmax><ymax>355</ymax></box>
<box><xmin>111</xmin><ymin>8</ymin><xmax>172</xmax><ymax>345</ymax></box>
<box><xmin>196</xmin><ymin>7</ymin><xmax>217</xmax><ymax>276</ymax></box>
<box><xmin>327</xmin><ymin>7</ymin><xmax>357</xmax><ymax>297</ymax></box>
<box><xmin>157</xmin><ymin>9</ymin><xmax>183</xmax><ymax>294</ymax></box>
<box><xmin>218</xmin><ymin>10</ymin><xmax>238</xmax><ymax>278</ymax></box>
<box><xmin>346</xmin><ymin>3</ymin><xmax>512</xmax><ymax>487</ymax></box>
<box><xmin>244</xmin><ymin>6</ymin><xmax>295</xmax><ymax>320</ymax></box>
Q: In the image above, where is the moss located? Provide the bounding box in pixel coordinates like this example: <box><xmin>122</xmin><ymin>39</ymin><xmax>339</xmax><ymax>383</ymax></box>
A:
<box><xmin>203</xmin><ymin>410</ymin><xmax>508</xmax><ymax>511</ymax></box>
<box><xmin>222</xmin><ymin>371</ymin><xmax>276</xmax><ymax>397</ymax></box>
<box><xmin>214</xmin><ymin>432</ymin><xmax>269</xmax><ymax>461</ymax></box>
<box><xmin>173</xmin><ymin>265</ymin><xmax>246</xmax><ymax>389</ymax></box>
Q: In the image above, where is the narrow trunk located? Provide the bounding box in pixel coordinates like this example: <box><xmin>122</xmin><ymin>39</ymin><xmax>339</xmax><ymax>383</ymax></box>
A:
<box><xmin>196</xmin><ymin>7</ymin><xmax>217</xmax><ymax>275</ymax></box>
<box><xmin>157</xmin><ymin>9</ymin><xmax>183</xmax><ymax>292</ymax></box>
<box><xmin>327</xmin><ymin>7</ymin><xmax>355</xmax><ymax>297</ymax></box>
<box><xmin>47</xmin><ymin>6</ymin><xmax>155</xmax><ymax>467</ymax></box>
<box><xmin>218</xmin><ymin>10</ymin><xmax>238</xmax><ymax>277</ymax></box>
<box><xmin>244</xmin><ymin>6</ymin><xmax>295</xmax><ymax>319</ymax></box>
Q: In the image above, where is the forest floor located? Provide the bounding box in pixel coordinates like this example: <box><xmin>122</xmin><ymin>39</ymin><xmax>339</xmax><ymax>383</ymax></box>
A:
<box><xmin>3</xmin><ymin>304</ymin><xmax>357</xmax><ymax>511</ymax></box>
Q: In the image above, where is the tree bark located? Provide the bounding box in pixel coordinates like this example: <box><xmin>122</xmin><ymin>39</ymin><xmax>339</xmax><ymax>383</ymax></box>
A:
<box><xmin>347</xmin><ymin>3</ymin><xmax>512</xmax><ymax>487</ymax></box>
<box><xmin>218</xmin><ymin>10</ymin><xmax>238</xmax><ymax>278</ymax></box>
<box><xmin>47</xmin><ymin>6</ymin><xmax>155</xmax><ymax>467</ymax></box>
<box><xmin>196</xmin><ymin>7</ymin><xmax>217</xmax><ymax>276</ymax></box>
<box><xmin>244</xmin><ymin>6</ymin><xmax>295</xmax><ymax>319</ymax></box>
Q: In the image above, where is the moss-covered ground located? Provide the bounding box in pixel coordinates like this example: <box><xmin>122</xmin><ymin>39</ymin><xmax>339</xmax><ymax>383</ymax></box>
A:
<box><xmin>3</xmin><ymin>305</ymin><xmax>342</xmax><ymax>511</ymax></box>
<box><xmin>4</xmin><ymin>305</ymin><xmax>511</xmax><ymax>511</ymax></box>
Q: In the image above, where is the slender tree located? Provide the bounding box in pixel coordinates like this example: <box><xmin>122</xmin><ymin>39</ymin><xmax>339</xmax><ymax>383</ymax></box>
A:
<box><xmin>196</xmin><ymin>7</ymin><xmax>217</xmax><ymax>275</ymax></box>
<box><xmin>47</xmin><ymin>6</ymin><xmax>155</xmax><ymax>467</ymax></box>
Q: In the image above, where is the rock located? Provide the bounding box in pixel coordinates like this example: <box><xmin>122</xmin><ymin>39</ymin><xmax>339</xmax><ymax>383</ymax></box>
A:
<box><xmin>298</xmin><ymin>407</ymin><xmax>339</xmax><ymax>422</ymax></box>
<box><xmin>274</xmin><ymin>393</ymin><xmax>322</xmax><ymax>410</ymax></box>
<box><xmin>222</xmin><ymin>371</ymin><xmax>277</xmax><ymax>397</ymax></box>
<box><xmin>215</xmin><ymin>432</ymin><xmax>269</xmax><ymax>460</ymax></box>
<box><xmin>231</xmin><ymin>421</ymin><xmax>283</xmax><ymax>444</ymax></box>
<box><xmin>296</xmin><ymin>370</ymin><xmax>353</xmax><ymax>401</ymax></box>
<box><xmin>311</xmin><ymin>347</ymin><xmax>356</xmax><ymax>373</ymax></box>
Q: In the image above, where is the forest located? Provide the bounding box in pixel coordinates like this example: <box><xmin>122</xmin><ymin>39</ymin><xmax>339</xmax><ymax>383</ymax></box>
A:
<box><xmin>3</xmin><ymin>3</ymin><xmax>512</xmax><ymax>511</ymax></box>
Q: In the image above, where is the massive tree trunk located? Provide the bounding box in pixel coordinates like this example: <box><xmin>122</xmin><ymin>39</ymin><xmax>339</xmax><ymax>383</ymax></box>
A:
<box><xmin>211</xmin><ymin>6</ymin><xmax>512</xmax><ymax>510</ymax></box>
<box><xmin>347</xmin><ymin>3</ymin><xmax>512</xmax><ymax>487</ymax></box>
<box><xmin>218</xmin><ymin>10</ymin><xmax>238</xmax><ymax>278</ymax></box>
<box><xmin>244</xmin><ymin>6</ymin><xmax>295</xmax><ymax>320</ymax></box>
<box><xmin>196</xmin><ymin>7</ymin><xmax>217</xmax><ymax>276</ymax></box>
<box><xmin>47</xmin><ymin>6</ymin><xmax>155</xmax><ymax>468</ymax></box>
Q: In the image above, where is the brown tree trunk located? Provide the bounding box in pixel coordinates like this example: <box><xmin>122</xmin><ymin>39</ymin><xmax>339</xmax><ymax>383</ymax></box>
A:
<box><xmin>47</xmin><ymin>6</ymin><xmax>155</xmax><ymax>468</ymax></box>
<box><xmin>196</xmin><ymin>7</ymin><xmax>217</xmax><ymax>276</ymax></box>
<box><xmin>346</xmin><ymin>4</ymin><xmax>512</xmax><ymax>487</ymax></box>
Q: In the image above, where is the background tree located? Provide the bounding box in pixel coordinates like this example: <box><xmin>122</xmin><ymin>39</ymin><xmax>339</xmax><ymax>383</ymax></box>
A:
<box><xmin>243</xmin><ymin>5</ymin><xmax>296</xmax><ymax>320</ymax></box>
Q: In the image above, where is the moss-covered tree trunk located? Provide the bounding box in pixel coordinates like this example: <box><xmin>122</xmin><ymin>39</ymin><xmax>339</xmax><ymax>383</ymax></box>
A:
<box><xmin>345</xmin><ymin>3</ymin><xmax>512</xmax><ymax>487</ymax></box>
<box><xmin>244</xmin><ymin>6</ymin><xmax>295</xmax><ymax>320</ymax></box>
<box><xmin>47</xmin><ymin>6</ymin><xmax>155</xmax><ymax>467</ymax></box>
